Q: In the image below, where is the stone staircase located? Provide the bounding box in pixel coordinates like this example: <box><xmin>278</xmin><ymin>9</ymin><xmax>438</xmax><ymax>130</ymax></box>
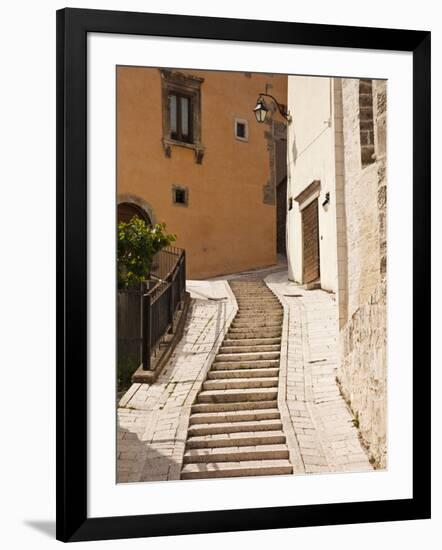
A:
<box><xmin>181</xmin><ymin>280</ymin><xmax>293</xmax><ymax>480</ymax></box>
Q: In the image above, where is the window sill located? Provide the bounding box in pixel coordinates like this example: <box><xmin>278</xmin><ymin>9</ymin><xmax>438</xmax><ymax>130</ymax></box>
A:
<box><xmin>162</xmin><ymin>138</ymin><xmax>205</xmax><ymax>164</ymax></box>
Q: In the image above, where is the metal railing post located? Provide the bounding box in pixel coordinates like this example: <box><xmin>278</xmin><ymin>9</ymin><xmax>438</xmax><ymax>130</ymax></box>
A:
<box><xmin>142</xmin><ymin>292</ymin><xmax>151</xmax><ymax>370</ymax></box>
<box><xmin>182</xmin><ymin>251</ymin><xmax>186</xmax><ymax>305</ymax></box>
<box><xmin>168</xmin><ymin>282</ymin><xmax>174</xmax><ymax>333</ymax></box>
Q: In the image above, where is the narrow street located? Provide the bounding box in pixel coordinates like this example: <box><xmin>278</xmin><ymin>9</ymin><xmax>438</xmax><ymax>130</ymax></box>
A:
<box><xmin>117</xmin><ymin>267</ymin><xmax>372</xmax><ymax>482</ymax></box>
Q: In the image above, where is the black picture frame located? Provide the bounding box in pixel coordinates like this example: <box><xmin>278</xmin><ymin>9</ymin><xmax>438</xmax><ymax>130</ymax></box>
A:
<box><xmin>56</xmin><ymin>8</ymin><xmax>431</xmax><ymax>542</ymax></box>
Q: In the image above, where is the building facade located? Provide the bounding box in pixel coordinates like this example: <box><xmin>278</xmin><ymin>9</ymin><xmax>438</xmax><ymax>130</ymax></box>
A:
<box><xmin>117</xmin><ymin>67</ymin><xmax>287</xmax><ymax>279</ymax></box>
<box><xmin>286</xmin><ymin>76</ymin><xmax>340</xmax><ymax>292</ymax></box>
<box><xmin>286</xmin><ymin>75</ymin><xmax>387</xmax><ymax>468</ymax></box>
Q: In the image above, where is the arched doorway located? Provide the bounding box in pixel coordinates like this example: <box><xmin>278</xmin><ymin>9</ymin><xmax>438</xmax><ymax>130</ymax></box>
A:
<box><xmin>117</xmin><ymin>202</ymin><xmax>152</xmax><ymax>226</ymax></box>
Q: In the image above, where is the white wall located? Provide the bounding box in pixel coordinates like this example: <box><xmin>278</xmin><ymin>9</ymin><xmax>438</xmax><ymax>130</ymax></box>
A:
<box><xmin>1</xmin><ymin>1</ymin><xmax>440</xmax><ymax>550</ymax></box>
<box><xmin>287</xmin><ymin>76</ymin><xmax>338</xmax><ymax>292</ymax></box>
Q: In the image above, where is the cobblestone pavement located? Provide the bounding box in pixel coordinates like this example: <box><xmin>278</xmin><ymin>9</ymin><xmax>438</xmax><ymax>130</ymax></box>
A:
<box><xmin>266</xmin><ymin>270</ymin><xmax>373</xmax><ymax>474</ymax></box>
<box><xmin>117</xmin><ymin>280</ymin><xmax>237</xmax><ymax>483</ymax></box>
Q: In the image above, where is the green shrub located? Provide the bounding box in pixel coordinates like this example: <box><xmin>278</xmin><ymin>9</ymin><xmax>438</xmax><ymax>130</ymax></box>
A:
<box><xmin>117</xmin><ymin>217</ymin><xmax>176</xmax><ymax>289</ymax></box>
<box><xmin>117</xmin><ymin>354</ymin><xmax>138</xmax><ymax>393</ymax></box>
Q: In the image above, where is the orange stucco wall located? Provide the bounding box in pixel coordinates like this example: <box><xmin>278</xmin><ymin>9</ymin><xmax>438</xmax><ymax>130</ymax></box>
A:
<box><xmin>117</xmin><ymin>66</ymin><xmax>287</xmax><ymax>279</ymax></box>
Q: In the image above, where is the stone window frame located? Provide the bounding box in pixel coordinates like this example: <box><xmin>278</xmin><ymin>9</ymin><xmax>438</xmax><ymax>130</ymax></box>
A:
<box><xmin>172</xmin><ymin>184</ymin><xmax>189</xmax><ymax>207</ymax></box>
<box><xmin>160</xmin><ymin>69</ymin><xmax>204</xmax><ymax>164</ymax></box>
<box><xmin>234</xmin><ymin>118</ymin><xmax>249</xmax><ymax>142</ymax></box>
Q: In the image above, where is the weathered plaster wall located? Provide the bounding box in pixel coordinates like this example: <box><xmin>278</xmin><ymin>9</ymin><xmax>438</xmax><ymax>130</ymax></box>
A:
<box><xmin>117</xmin><ymin>67</ymin><xmax>287</xmax><ymax>279</ymax></box>
<box><xmin>337</xmin><ymin>79</ymin><xmax>387</xmax><ymax>468</ymax></box>
<box><xmin>286</xmin><ymin>76</ymin><xmax>338</xmax><ymax>292</ymax></box>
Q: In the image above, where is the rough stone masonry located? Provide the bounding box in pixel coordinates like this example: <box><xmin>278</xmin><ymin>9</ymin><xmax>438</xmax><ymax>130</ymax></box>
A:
<box><xmin>337</xmin><ymin>79</ymin><xmax>387</xmax><ymax>469</ymax></box>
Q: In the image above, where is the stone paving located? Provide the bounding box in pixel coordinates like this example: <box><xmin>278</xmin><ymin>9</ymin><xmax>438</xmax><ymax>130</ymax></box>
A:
<box><xmin>117</xmin><ymin>280</ymin><xmax>237</xmax><ymax>483</ymax></box>
<box><xmin>266</xmin><ymin>270</ymin><xmax>372</xmax><ymax>474</ymax></box>
<box><xmin>117</xmin><ymin>266</ymin><xmax>372</xmax><ymax>483</ymax></box>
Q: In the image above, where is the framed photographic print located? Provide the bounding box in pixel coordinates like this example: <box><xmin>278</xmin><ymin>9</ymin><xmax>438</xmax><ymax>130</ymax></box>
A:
<box><xmin>56</xmin><ymin>8</ymin><xmax>431</xmax><ymax>542</ymax></box>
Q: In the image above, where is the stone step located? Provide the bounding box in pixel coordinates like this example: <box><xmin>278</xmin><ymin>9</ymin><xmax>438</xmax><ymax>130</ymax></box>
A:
<box><xmin>228</xmin><ymin>326</ymin><xmax>281</xmax><ymax>332</ymax></box>
<box><xmin>189</xmin><ymin>408</ymin><xmax>281</xmax><ymax>425</ymax></box>
<box><xmin>185</xmin><ymin>430</ymin><xmax>286</xmax><ymax>449</ymax></box>
<box><xmin>232</xmin><ymin>292</ymin><xmax>272</xmax><ymax>295</ymax></box>
<box><xmin>234</xmin><ymin>311</ymin><xmax>281</xmax><ymax>316</ymax></box>
<box><xmin>228</xmin><ymin>329</ymin><xmax>282</xmax><ymax>339</ymax></box>
<box><xmin>231</xmin><ymin>315</ymin><xmax>283</xmax><ymax>328</ymax></box>
<box><xmin>233</xmin><ymin>287</ymin><xmax>275</xmax><ymax>292</ymax></box>
<box><xmin>230</xmin><ymin>286</ymin><xmax>270</xmax><ymax>291</ymax></box>
<box><xmin>236</xmin><ymin>302</ymin><xmax>280</xmax><ymax>307</ymax></box>
<box><xmin>237</xmin><ymin>294</ymin><xmax>277</xmax><ymax>297</ymax></box>
<box><xmin>213</xmin><ymin>360</ymin><xmax>281</xmax><ymax>372</ymax></box>
<box><xmin>235</xmin><ymin>307</ymin><xmax>284</xmax><ymax>319</ymax></box>
<box><xmin>196</xmin><ymin>387</ymin><xmax>278</xmax><ymax>403</ymax></box>
<box><xmin>235</xmin><ymin>318</ymin><xmax>281</xmax><ymax>324</ymax></box>
<box><xmin>234</xmin><ymin>294</ymin><xmax>276</xmax><ymax>298</ymax></box>
<box><xmin>238</xmin><ymin>307</ymin><xmax>278</xmax><ymax>310</ymax></box>
<box><xmin>202</xmin><ymin>377</ymin><xmax>279</xmax><ymax>391</ymax></box>
<box><xmin>208</xmin><ymin>367</ymin><xmax>279</xmax><ymax>380</ymax></box>
<box><xmin>219</xmin><ymin>344</ymin><xmax>280</xmax><ymax>354</ymax></box>
<box><xmin>236</xmin><ymin>293</ymin><xmax>277</xmax><ymax>296</ymax></box>
<box><xmin>233</xmin><ymin>292</ymin><xmax>274</xmax><ymax>296</ymax></box>
<box><xmin>191</xmin><ymin>400</ymin><xmax>278</xmax><ymax>414</ymax></box>
<box><xmin>236</xmin><ymin>293</ymin><xmax>279</xmax><ymax>297</ymax></box>
<box><xmin>231</xmin><ymin>321</ymin><xmax>282</xmax><ymax>329</ymax></box>
<box><xmin>212</xmin><ymin>359</ymin><xmax>280</xmax><ymax>370</ymax></box>
<box><xmin>181</xmin><ymin>459</ymin><xmax>293</xmax><ymax>479</ymax></box>
<box><xmin>188</xmin><ymin>418</ymin><xmax>283</xmax><ymax>437</ymax></box>
<box><xmin>215</xmin><ymin>351</ymin><xmax>280</xmax><ymax>362</ymax></box>
<box><xmin>233</xmin><ymin>316</ymin><xmax>282</xmax><ymax>323</ymax></box>
<box><xmin>223</xmin><ymin>337</ymin><xmax>281</xmax><ymax>347</ymax></box>
<box><xmin>183</xmin><ymin>444</ymin><xmax>289</xmax><ymax>464</ymax></box>
<box><xmin>235</xmin><ymin>303</ymin><xmax>280</xmax><ymax>309</ymax></box>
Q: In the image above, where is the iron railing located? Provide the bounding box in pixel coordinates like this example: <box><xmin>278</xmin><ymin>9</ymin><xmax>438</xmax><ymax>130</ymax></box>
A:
<box><xmin>117</xmin><ymin>246</ymin><xmax>186</xmax><ymax>373</ymax></box>
<box><xmin>142</xmin><ymin>247</ymin><xmax>186</xmax><ymax>370</ymax></box>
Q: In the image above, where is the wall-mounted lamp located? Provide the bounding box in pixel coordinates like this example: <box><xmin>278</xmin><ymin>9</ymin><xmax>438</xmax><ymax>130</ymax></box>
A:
<box><xmin>253</xmin><ymin>93</ymin><xmax>292</xmax><ymax>124</ymax></box>
<box><xmin>322</xmin><ymin>192</ymin><xmax>330</xmax><ymax>207</ymax></box>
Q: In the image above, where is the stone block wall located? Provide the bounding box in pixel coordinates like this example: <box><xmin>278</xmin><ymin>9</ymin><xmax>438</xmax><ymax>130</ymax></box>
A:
<box><xmin>337</xmin><ymin>78</ymin><xmax>387</xmax><ymax>468</ymax></box>
<box><xmin>339</xmin><ymin>280</ymin><xmax>387</xmax><ymax>468</ymax></box>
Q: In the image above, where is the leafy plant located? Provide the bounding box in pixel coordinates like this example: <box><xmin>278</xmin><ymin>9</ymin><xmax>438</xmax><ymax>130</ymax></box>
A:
<box><xmin>117</xmin><ymin>217</ymin><xmax>176</xmax><ymax>289</ymax></box>
<box><xmin>117</xmin><ymin>353</ymin><xmax>138</xmax><ymax>393</ymax></box>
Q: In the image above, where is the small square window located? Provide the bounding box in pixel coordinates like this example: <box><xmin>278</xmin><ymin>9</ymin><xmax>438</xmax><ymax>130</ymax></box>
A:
<box><xmin>172</xmin><ymin>186</ymin><xmax>188</xmax><ymax>206</ymax></box>
<box><xmin>236</xmin><ymin>122</ymin><xmax>246</xmax><ymax>138</ymax></box>
<box><xmin>234</xmin><ymin>118</ymin><xmax>249</xmax><ymax>142</ymax></box>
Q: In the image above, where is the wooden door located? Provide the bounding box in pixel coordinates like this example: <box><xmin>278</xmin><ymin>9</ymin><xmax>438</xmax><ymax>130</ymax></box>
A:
<box><xmin>276</xmin><ymin>177</ymin><xmax>287</xmax><ymax>255</ymax></box>
<box><xmin>302</xmin><ymin>199</ymin><xmax>320</xmax><ymax>284</ymax></box>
